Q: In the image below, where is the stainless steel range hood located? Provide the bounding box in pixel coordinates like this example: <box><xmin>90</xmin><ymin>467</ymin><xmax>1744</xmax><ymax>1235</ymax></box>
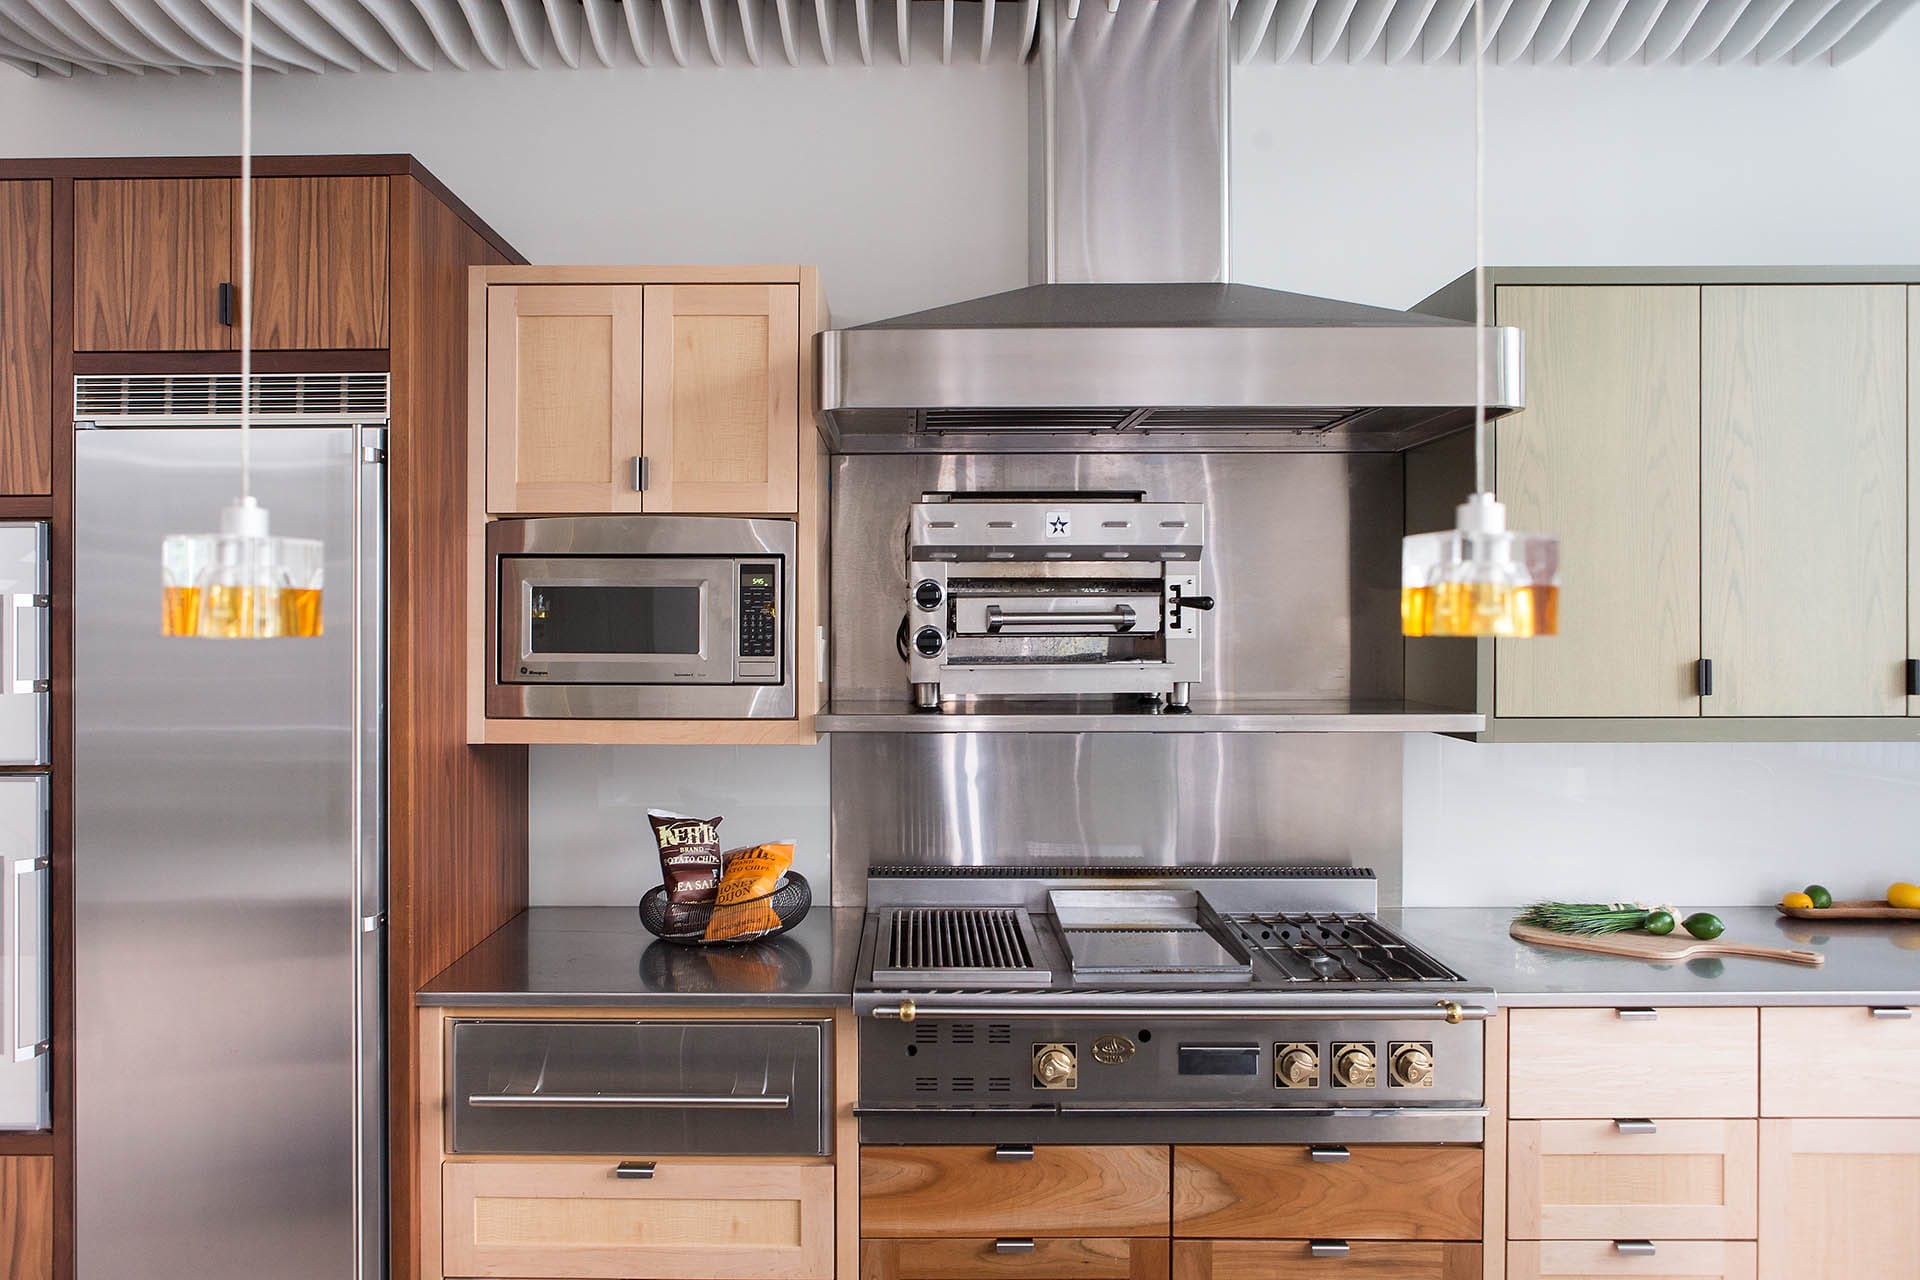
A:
<box><xmin>819</xmin><ymin>0</ymin><xmax>1521</xmax><ymax>452</ymax></box>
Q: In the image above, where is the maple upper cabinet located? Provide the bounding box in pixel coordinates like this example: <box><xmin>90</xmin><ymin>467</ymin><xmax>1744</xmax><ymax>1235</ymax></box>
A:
<box><xmin>0</xmin><ymin>180</ymin><xmax>52</xmax><ymax>496</ymax></box>
<box><xmin>642</xmin><ymin>283</ymin><xmax>800</xmax><ymax>513</ymax></box>
<box><xmin>479</xmin><ymin>271</ymin><xmax>807</xmax><ymax>517</ymax></box>
<box><xmin>485</xmin><ymin>283</ymin><xmax>646</xmax><ymax>513</ymax></box>
<box><xmin>74</xmin><ymin>175</ymin><xmax>387</xmax><ymax>352</ymax></box>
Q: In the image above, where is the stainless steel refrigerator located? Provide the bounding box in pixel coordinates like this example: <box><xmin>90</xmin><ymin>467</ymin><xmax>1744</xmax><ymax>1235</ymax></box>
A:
<box><xmin>74</xmin><ymin>388</ymin><xmax>387</xmax><ymax>1280</ymax></box>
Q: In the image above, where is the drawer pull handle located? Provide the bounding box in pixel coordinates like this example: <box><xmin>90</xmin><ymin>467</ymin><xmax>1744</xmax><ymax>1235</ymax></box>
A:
<box><xmin>614</xmin><ymin>1161</ymin><xmax>657</xmax><ymax>1180</ymax></box>
<box><xmin>1308</xmin><ymin>1240</ymin><xmax>1351</xmax><ymax>1258</ymax></box>
<box><xmin>1870</xmin><ymin>1007</ymin><xmax>1914</xmax><ymax>1020</ymax></box>
<box><xmin>1308</xmin><ymin>1145</ymin><xmax>1351</xmax><ymax>1163</ymax></box>
<box><xmin>1615</xmin><ymin>1008</ymin><xmax>1659</xmax><ymax>1022</ymax></box>
<box><xmin>1613</xmin><ymin>1241</ymin><xmax>1657</xmax><ymax>1257</ymax></box>
<box><xmin>1614</xmin><ymin>1118</ymin><xmax>1658</xmax><ymax>1135</ymax></box>
<box><xmin>993</xmin><ymin>1239</ymin><xmax>1036</xmax><ymax>1255</ymax></box>
<box><xmin>468</xmin><ymin>1092</ymin><xmax>792</xmax><ymax>1109</ymax></box>
<box><xmin>993</xmin><ymin>1144</ymin><xmax>1035</xmax><ymax>1162</ymax></box>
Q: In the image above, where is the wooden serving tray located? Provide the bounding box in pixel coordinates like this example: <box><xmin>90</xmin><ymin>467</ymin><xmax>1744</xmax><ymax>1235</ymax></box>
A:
<box><xmin>1510</xmin><ymin>921</ymin><xmax>1824</xmax><ymax>967</ymax></box>
<box><xmin>1777</xmin><ymin>899</ymin><xmax>1920</xmax><ymax>920</ymax></box>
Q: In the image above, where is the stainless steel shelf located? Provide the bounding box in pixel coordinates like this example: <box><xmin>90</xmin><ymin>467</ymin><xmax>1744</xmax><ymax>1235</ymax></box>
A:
<box><xmin>816</xmin><ymin>697</ymin><xmax>1485</xmax><ymax>735</ymax></box>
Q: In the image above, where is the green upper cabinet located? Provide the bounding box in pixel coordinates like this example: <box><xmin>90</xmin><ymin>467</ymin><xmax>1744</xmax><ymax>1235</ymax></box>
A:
<box><xmin>1701</xmin><ymin>285</ymin><xmax>1907</xmax><ymax>718</ymax></box>
<box><xmin>1409</xmin><ymin>268</ymin><xmax>1919</xmax><ymax>741</ymax></box>
<box><xmin>1493</xmin><ymin>285</ymin><xmax>1701</xmax><ymax>719</ymax></box>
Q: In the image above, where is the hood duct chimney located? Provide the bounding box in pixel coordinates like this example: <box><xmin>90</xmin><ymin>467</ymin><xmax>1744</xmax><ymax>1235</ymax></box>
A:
<box><xmin>1032</xmin><ymin>0</ymin><xmax>1230</xmax><ymax>285</ymax></box>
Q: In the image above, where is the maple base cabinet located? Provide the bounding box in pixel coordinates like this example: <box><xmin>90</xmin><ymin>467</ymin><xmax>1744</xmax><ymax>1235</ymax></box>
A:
<box><xmin>1508</xmin><ymin>1241</ymin><xmax>1756</xmax><ymax>1280</ymax></box>
<box><xmin>1756</xmin><ymin>1119</ymin><xmax>1920</xmax><ymax>1280</ymax></box>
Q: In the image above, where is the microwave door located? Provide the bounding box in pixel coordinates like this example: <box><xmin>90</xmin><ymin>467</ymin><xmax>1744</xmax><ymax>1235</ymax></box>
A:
<box><xmin>505</xmin><ymin>558</ymin><xmax>736</xmax><ymax>685</ymax></box>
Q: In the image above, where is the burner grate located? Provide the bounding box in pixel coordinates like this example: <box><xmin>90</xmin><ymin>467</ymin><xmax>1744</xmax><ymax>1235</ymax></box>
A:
<box><xmin>873</xmin><ymin>908</ymin><xmax>1055</xmax><ymax>987</ymax></box>
<box><xmin>1225</xmin><ymin>912</ymin><xmax>1463</xmax><ymax>984</ymax></box>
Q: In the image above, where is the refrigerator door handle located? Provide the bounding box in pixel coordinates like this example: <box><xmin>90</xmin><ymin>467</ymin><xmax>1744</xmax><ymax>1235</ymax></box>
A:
<box><xmin>1</xmin><ymin>592</ymin><xmax>49</xmax><ymax>696</ymax></box>
<box><xmin>9</xmin><ymin>855</ymin><xmax>49</xmax><ymax>1062</ymax></box>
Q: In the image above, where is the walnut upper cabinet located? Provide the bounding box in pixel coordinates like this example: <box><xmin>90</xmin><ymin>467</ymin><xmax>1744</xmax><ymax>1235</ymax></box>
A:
<box><xmin>74</xmin><ymin>175</ymin><xmax>388</xmax><ymax>352</ymax></box>
<box><xmin>482</xmin><ymin>276</ymin><xmax>803</xmax><ymax>516</ymax></box>
<box><xmin>0</xmin><ymin>180</ymin><xmax>52</xmax><ymax>496</ymax></box>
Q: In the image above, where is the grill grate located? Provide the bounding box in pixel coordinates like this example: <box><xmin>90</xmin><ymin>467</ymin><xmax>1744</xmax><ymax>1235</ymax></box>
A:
<box><xmin>888</xmin><ymin>907</ymin><xmax>1032</xmax><ymax>971</ymax></box>
<box><xmin>1225</xmin><ymin>912</ymin><xmax>1463</xmax><ymax>983</ymax></box>
<box><xmin>76</xmin><ymin>372</ymin><xmax>391</xmax><ymax>424</ymax></box>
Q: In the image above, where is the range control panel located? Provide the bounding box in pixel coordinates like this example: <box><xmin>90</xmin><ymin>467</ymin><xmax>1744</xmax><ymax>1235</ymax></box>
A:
<box><xmin>861</xmin><ymin>1016</ymin><xmax>1482</xmax><ymax>1110</ymax></box>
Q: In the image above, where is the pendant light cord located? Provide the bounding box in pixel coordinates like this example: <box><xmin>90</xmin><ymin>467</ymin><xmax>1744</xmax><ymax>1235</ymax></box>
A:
<box><xmin>1471</xmin><ymin>0</ymin><xmax>1487</xmax><ymax>498</ymax></box>
<box><xmin>239</xmin><ymin>0</ymin><xmax>253</xmax><ymax>504</ymax></box>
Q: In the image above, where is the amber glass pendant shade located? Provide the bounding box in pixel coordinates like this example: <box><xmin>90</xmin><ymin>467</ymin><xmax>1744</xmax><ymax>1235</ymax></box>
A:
<box><xmin>162</xmin><ymin>497</ymin><xmax>323</xmax><ymax>639</ymax></box>
<box><xmin>1401</xmin><ymin>494</ymin><xmax>1559</xmax><ymax>638</ymax></box>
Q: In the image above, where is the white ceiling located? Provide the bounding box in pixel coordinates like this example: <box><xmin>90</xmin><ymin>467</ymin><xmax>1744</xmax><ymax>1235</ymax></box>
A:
<box><xmin>0</xmin><ymin>0</ymin><xmax>1907</xmax><ymax>76</ymax></box>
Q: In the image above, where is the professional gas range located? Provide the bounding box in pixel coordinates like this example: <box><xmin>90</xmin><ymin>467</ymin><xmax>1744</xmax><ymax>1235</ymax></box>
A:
<box><xmin>853</xmin><ymin>867</ymin><xmax>1492</xmax><ymax>1145</ymax></box>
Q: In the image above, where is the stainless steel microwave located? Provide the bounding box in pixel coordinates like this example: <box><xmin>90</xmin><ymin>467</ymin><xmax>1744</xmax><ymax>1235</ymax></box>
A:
<box><xmin>487</xmin><ymin>516</ymin><xmax>796</xmax><ymax>720</ymax></box>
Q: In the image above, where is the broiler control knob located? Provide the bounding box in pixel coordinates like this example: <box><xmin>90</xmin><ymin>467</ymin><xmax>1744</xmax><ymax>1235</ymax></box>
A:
<box><xmin>1331</xmin><ymin>1042</ymin><xmax>1377</xmax><ymax>1089</ymax></box>
<box><xmin>1390</xmin><ymin>1042</ymin><xmax>1435</xmax><ymax>1089</ymax></box>
<box><xmin>1275</xmin><ymin>1043</ymin><xmax>1320</xmax><ymax>1089</ymax></box>
<box><xmin>1033</xmin><ymin>1044</ymin><xmax>1078</xmax><ymax>1089</ymax></box>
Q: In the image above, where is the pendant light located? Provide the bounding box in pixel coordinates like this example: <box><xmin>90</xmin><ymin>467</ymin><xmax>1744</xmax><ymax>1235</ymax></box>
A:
<box><xmin>160</xmin><ymin>0</ymin><xmax>324</xmax><ymax>641</ymax></box>
<box><xmin>1400</xmin><ymin>0</ymin><xmax>1558</xmax><ymax>640</ymax></box>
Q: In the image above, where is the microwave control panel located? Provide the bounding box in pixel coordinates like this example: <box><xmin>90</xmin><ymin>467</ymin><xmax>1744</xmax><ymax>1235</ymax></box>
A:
<box><xmin>736</xmin><ymin>562</ymin><xmax>781</xmax><ymax>680</ymax></box>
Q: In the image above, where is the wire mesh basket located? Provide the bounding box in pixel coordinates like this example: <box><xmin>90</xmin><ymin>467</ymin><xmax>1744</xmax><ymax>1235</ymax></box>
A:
<box><xmin>638</xmin><ymin>871</ymin><xmax>812</xmax><ymax>947</ymax></box>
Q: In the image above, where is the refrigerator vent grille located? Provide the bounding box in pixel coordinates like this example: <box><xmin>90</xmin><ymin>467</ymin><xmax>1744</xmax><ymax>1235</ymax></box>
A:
<box><xmin>76</xmin><ymin>373</ymin><xmax>391</xmax><ymax>425</ymax></box>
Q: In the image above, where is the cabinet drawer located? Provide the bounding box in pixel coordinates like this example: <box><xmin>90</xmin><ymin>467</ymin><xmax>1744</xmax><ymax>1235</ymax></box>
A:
<box><xmin>1172</xmin><ymin>1145</ymin><xmax>1481</xmax><ymax>1240</ymax></box>
<box><xmin>1173</xmin><ymin>1240</ymin><xmax>1482</xmax><ymax>1280</ymax></box>
<box><xmin>1509</xmin><ymin>1009</ymin><xmax>1757</xmax><ymax>1119</ymax></box>
<box><xmin>861</xmin><ymin>1146</ymin><xmax>1170</xmax><ymax>1238</ymax></box>
<box><xmin>448</xmin><ymin>1018</ymin><xmax>829</xmax><ymax>1155</ymax></box>
<box><xmin>1509</xmin><ymin>1240</ymin><xmax>1756</xmax><ymax>1279</ymax></box>
<box><xmin>1509</xmin><ymin>1120</ymin><xmax>1756</xmax><ymax>1239</ymax></box>
<box><xmin>1760</xmin><ymin>1006</ymin><xmax>1920</xmax><ymax>1116</ymax></box>
<box><xmin>442</xmin><ymin>1158</ymin><xmax>833</xmax><ymax>1279</ymax></box>
<box><xmin>859</xmin><ymin>1237</ymin><xmax>1169</xmax><ymax>1280</ymax></box>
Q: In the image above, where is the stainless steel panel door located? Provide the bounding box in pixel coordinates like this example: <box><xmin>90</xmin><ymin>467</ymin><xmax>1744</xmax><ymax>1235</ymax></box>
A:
<box><xmin>0</xmin><ymin>522</ymin><xmax>50</xmax><ymax>765</ymax></box>
<box><xmin>0</xmin><ymin>774</ymin><xmax>50</xmax><ymax>1129</ymax></box>
<box><xmin>74</xmin><ymin>425</ymin><xmax>383</xmax><ymax>1280</ymax></box>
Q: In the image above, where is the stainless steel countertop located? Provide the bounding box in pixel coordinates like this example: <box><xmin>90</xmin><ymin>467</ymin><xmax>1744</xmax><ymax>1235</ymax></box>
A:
<box><xmin>416</xmin><ymin>907</ymin><xmax>862</xmax><ymax>1008</ymax></box>
<box><xmin>1390</xmin><ymin>907</ymin><xmax>1920</xmax><ymax>1008</ymax></box>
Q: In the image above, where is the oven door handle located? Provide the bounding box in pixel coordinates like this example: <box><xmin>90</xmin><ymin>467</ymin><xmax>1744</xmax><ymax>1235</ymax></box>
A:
<box><xmin>868</xmin><ymin>1001</ymin><xmax>1489</xmax><ymax>1023</ymax></box>
<box><xmin>467</xmin><ymin>1092</ymin><xmax>793</xmax><ymax>1109</ymax></box>
<box><xmin>983</xmin><ymin>604</ymin><xmax>1137</xmax><ymax>633</ymax></box>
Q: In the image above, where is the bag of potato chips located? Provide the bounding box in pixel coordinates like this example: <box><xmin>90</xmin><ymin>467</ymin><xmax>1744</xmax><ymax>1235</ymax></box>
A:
<box><xmin>703</xmin><ymin>841</ymin><xmax>796</xmax><ymax>943</ymax></box>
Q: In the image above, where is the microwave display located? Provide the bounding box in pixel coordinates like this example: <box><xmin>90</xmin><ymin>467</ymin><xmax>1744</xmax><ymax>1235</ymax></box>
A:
<box><xmin>529</xmin><ymin>586</ymin><xmax>701</xmax><ymax>656</ymax></box>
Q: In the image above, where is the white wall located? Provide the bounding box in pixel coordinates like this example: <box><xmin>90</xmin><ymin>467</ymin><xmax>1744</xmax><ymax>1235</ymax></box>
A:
<box><xmin>7</xmin><ymin>25</ymin><xmax>1920</xmax><ymax>907</ymax></box>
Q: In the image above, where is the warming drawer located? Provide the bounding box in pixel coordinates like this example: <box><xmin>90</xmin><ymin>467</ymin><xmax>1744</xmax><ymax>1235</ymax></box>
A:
<box><xmin>448</xmin><ymin>1018</ymin><xmax>831</xmax><ymax>1155</ymax></box>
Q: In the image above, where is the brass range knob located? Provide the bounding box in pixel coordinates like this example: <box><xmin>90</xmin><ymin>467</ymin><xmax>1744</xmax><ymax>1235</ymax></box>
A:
<box><xmin>1390</xmin><ymin>1041</ymin><xmax>1435</xmax><ymax>1089</ymax></box>
<box><xmin>1033</xmin><ymin>1044</ymin><xmax>1078</xmax><ymax>1089</ymax></box>
<box><xmin>1275</xmin><ymin>1043</ymin><xmax>1320</xmax><ymax>1089</ymax></box>
<box><xmin>1331</xmin><ymin>1042</ymin><xmax>1377</xmax><ymax>1089</ymax></box>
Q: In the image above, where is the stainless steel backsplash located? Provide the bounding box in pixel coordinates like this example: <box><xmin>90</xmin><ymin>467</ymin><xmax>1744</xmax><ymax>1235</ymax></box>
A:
<box><xmin>830</xmin><ymin>733</ymin><xmax>1403</xmax><ymax>906</ymax></box>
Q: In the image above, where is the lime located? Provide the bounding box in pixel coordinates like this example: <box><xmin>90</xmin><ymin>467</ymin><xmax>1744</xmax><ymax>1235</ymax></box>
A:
<box><xmin>1804</xmin><ymin>884</ymin><xmax>1832</xmax><ymax>909</ymax></box>
<box><xmin>1683</xmin><ymin>912</ymin><xmax>1725</xmax><ymax>941</ymax></box>
<box><xmin>1643</xmin><ymin>909</ymin><xmax>1676</xmax><ymax>936</ymax></box>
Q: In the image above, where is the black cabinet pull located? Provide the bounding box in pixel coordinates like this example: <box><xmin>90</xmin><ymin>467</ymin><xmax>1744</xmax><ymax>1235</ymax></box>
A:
<box><xmin>218</xmin><ymin>282</ymin><xmax>236</xmax><ymax>327</ymax></box>
<box><xmin>1696</xmin><ymin>658</ymin><xmax>1713</xmax><ymax>697</ymax></box>
<box><xmin>1907</xmin><ymin>659</ymin><xmax>1918</xmax><ymax>697</ymax></box>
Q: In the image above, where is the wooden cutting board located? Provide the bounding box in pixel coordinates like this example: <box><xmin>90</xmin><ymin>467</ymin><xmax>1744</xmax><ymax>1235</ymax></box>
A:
<box><xmin>1510</xmin><ymin>921</ymin><xmax>1825</xmax><ymax>967</ymax></box>
<box><xmin>1777</xmin><ymin>899</ymin><xmax>1920</xmax><ymax>921</ymax></box>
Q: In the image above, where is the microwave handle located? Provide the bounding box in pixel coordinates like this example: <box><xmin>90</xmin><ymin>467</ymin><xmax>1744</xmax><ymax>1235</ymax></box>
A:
<box><xmin>631</xmin><ymin>456</ymin><xmax>647</xmax><ymax>493</ymax></box>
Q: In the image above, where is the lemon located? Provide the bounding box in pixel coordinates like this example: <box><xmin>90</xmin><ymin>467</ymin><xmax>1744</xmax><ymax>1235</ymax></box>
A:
<box><xmin>1782</xmin><ymin>891</ymin><xmax>1814</xmax><ymax>910</ymax></box>
<box><xmin>1888</xmin><ymin>882</ymin><xmax>1920</xmax><ymax>911</ymax></box>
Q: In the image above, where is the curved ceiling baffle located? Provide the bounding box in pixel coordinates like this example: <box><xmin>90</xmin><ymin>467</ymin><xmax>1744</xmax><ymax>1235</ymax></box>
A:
<box><xmin>0</xmin><ymin>0</ymin><xmax>1907</xmax><ymax>72</ymax></box>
